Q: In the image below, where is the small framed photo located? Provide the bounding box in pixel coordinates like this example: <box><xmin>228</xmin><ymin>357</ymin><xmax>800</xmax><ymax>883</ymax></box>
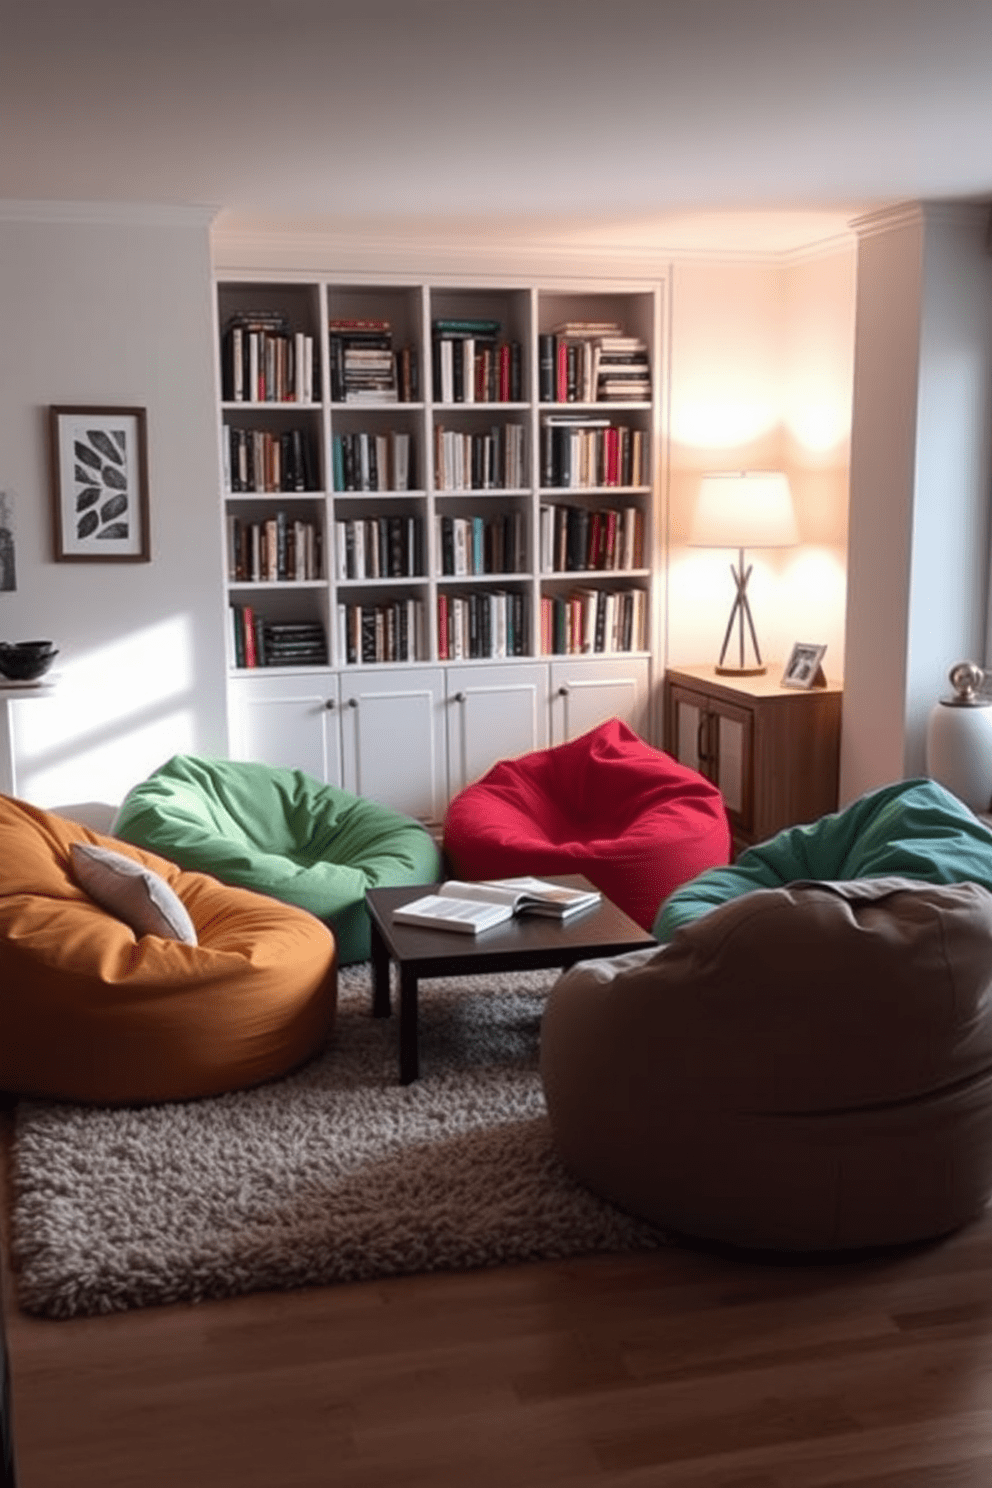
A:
<box><xmin>782</xmin><ymin>642</ymin><xmax>828</xmax><ymax>689</ymax></box>
<box><xmin>50</xmin><ymin>406</ymin><xmax>150</xmax><ymax>562</ymax></box>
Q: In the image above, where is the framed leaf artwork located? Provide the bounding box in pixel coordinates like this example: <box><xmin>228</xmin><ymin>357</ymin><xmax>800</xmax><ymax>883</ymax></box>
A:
<box><xmin>50</xmin><ymin>406</ymin><xmax>150</xmax><ymax>562</ymax></box>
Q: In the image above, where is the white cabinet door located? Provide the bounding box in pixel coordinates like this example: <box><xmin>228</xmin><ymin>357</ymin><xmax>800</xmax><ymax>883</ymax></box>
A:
<box><xmin>339</xmin><ymin>667</ymin><xmax>446</xmax><ymax>823</ymax></box>
<box><xmin>445</xmin><ymin>662</ymin><xmax>549</xmax><ymax>796</ymax></box>
<box><xmin>227</xmin><ymin>673</ymin><xmax>342</xmax><ymax>785</ymax></box>
<box><xmin>549</xmin><ymin>656</ymin><xmax>651</xmax><ymax>744</ymax></box>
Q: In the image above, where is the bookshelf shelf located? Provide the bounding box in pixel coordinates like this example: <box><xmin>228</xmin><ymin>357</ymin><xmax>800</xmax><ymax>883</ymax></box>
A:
<box><xmin>215</xmin><ymin>272</ymin><xmax>663</xmax><ymax>824</ymax></box>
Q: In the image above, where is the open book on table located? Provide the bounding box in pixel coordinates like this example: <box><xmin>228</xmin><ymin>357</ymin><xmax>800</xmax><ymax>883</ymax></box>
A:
<box><xmin>392</xmin><ymin>876</ymin><xmax>603</xmax><ymax>935</ymax></box>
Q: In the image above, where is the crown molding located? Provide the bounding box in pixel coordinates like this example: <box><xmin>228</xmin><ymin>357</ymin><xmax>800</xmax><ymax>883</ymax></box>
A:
<box><xmin>850</xmin><ymin>198</ymin><xmax>991</xmax><ymax>241</ymax></box>
<box><xmin>778</xmin><ymin>230</ymin><xmax>860</xmax><ymax>267</ymax></box>
<box><xmin>211</xmin><ymin>226</ymin><xmax>669</xmax><ymax>279</ymax></box>
<box><xmin>211</xmin><ymin>221</ymin><xmax>857</xmax><ymax>279</ymax></box>
<box><xmin>0</xmin><ymin>199</ymin><xmax>218</xmax><ymax>229</ymax></box>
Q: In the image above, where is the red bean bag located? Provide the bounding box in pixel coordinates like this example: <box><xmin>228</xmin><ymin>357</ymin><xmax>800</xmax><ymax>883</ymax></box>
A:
<box><xmin>442</xmin><ymin>718</ymin><xmax>731</xmax><ymax>931</ymax></box>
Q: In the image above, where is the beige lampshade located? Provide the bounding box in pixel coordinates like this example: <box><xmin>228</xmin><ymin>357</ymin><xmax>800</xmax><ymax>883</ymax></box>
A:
<box><xmin>689</xmin><ymin>471</ymin><xmax>799</xmax><ymax>549</ymax></box>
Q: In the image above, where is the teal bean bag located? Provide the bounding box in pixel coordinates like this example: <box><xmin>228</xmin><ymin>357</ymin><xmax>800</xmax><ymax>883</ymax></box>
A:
<box><xmin>653</xmin><ymin>777</ymin><xmax>992</xmax><ymax>942</ymax></box>
<box><xmin>113</xmin><ymin>755</ymin><xmax>441</xmax><ymax>965</ymax></box>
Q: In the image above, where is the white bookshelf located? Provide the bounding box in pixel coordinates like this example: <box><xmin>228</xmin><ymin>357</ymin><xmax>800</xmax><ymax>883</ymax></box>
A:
<box><xmin>215</xmin><ymin>273</ymin><xmax>664</xmax><ymax>824</ymax></box>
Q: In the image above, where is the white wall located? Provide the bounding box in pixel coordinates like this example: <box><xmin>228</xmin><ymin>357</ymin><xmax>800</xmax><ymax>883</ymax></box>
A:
<box><xmin>665</xmin><ymin>246</ymin><xmax>855</xmax><ymax>677</ymax></box>
<box><xmin>841</xmin><ymin>203</ymin><xmax>992</xmax><ymax>800</ymax></box>
<box><xmin>0</xmin><ymin>204</ymin><xmax>227</xmax><ymax>816</ymax></box>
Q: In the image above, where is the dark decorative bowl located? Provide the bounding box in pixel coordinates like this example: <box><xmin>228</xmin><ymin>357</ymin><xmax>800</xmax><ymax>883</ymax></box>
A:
<box><xmin>0</xmin><ymin>641</ymin><xmax>59</xmax><ymax>682</ymax></box>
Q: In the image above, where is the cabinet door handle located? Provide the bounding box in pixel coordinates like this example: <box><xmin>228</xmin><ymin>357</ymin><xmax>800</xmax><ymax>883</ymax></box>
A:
<box><xmin>696</xmin><ymin>714</ymin><xmax>710</xmax><ymax>763</ymax></box>
<box><xmin>453</xmin><ymin>691</ymin><xmax>466</xmax><ymax>704</ymax></box>
<box><xmin>324</xmin><ymin>699</ymin><xmax>336</xmax><ymax>710</ymax></box>
<box><xmin>347</xmin><ymin>697</ymin><xmax>358</xmax><ymax>709</ymax></box>
<box><xmin>557</xmin><ymin>685</ymin><xmax>569</xmax><ymax>697</ymax></box>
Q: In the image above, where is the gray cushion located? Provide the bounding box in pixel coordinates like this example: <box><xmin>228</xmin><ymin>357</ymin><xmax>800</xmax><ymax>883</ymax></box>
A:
<box><xmin>71</xmin><ymin>842</ymin><xmax>198</xmax><ymax>945</ymax></box>
<box><xmin>541</xmin><ymin>877</ymin><xmax>992</xmax><ymax>1251</ymax></box>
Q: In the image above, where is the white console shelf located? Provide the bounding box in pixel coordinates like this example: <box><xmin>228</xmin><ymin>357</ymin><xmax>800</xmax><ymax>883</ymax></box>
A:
<box><xmin>0</xmin><ymin>681</ymin><xmax>57</xmax><ymax>797</ymax></box>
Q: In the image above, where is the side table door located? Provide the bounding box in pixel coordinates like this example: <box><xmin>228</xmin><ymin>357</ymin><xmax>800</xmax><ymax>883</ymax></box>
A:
<box><xmin>667</xmin><ymin>683</ymin><xmax>708</xmax><ymax>777</ymax></box>
<box><xmin>707</xmin><ymin>697</ymin><xmax>754</xmax><ymax>840</ymax></box>
<box><xmin>666</xmin><ymin>682</ymin><xmax>754</xmax><ymax>841</ymax></box>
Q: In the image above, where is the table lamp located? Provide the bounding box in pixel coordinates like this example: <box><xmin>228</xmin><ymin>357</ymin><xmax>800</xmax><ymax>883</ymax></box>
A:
<box><xmin>689</xmin><ymin>470</ymin><xmax>798</xmax><ymax>675</ymax></box>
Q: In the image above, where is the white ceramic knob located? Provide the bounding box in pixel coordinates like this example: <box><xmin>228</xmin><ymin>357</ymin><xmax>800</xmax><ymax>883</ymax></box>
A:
<box><xmin>926</xmin><ymin>662</ymin><xmax>992</xmax><ymax>812</ymax></box>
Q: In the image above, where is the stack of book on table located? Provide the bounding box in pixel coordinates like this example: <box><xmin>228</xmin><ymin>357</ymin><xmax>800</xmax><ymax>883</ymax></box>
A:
<box><xmin>393</xmin><ymin>877</ymin><xmax>602</xmax><ymax>935</ymax></box>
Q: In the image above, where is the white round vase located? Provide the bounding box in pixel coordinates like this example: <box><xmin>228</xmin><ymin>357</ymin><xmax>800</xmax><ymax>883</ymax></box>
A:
<box><xmin>926</xmin><ymin>662</ymin><xmax>992</xmax><ymax>813</ymax></box>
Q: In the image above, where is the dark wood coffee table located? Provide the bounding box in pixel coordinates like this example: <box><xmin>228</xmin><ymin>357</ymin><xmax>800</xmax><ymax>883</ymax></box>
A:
<box><xmin>365</xmin><ymin>875</ymin><xmax>657</xmax><ymax>1083</ymax></box>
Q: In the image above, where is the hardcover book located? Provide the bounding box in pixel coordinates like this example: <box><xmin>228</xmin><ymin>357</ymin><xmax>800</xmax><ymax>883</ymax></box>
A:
<box><xmin>392</xmin><ymin>877</ymin><xmax>602</xmax><ymax>935</ymax></box>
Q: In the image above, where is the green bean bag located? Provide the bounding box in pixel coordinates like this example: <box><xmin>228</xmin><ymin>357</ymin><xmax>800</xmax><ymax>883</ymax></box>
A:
<box><xmin>113</xmin><ymin>755</ymin><xmax>441</xmax><ymax>965</ymax></box>
<box><xmin>653</xmin><ymin>777</ymin><xmax>992</xmax><ymax>942</ymax></box>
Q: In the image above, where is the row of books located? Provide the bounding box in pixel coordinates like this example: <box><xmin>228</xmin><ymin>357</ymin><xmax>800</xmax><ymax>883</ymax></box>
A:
<box><xmin>222</xmin><ymin>313</ymin><xmax>317</xmax><ymax>404</ymax></box>
<box><xmin>338</xmin><ymin>599</ymin><xmax>427</xmax><ymax>665</ymax></box>
<box><xmin>227</xmin><ymin>513</ymin><xmax>322</xmax><ymax>584</ymax></box>
<box><xmin>434</xmin><ymin>423</ymin><xmax>526</xmax><ymax>491</ymax></box>
<box><xmin>540</xmin><ymin>418</ymin><xmax>649</xmax><ymax>489</ymax></box>
<box><xmin>328</xmin><ymin>320</ymin><xmax>418</xmax><ymax>404</ymax></box>
<box><xmin>431</xmin><ymin>319</ymin><xmax>524</xmax><ymax>404</ymax></box>
<box><xmin>540</xmin><ymin>588</ymin><xmax>648</xmax><ymax>656</ymax></box>
<box><xmin>538</xmin><ymin>322</ymin><xmax>651</xmax><ymax>404</ymax></box>
<box><xmin>437</xmin><ymin>590</ymin><xmax>528</xmax><ymax>661</ymax></box>
<box><xmin>332</xmin><ymin>431</ymin><xmax>414</xmax><ymax>493</ymax></box>
<box><xmin>229</xmin><ymin>607</ymin><xmax>328</xmax><ymax>668</ymax></box>
<box><xmin>230</xmin><ymin>592</ymin><xmax>642</xmax><ymax>666</ymax></box>
<box><xmin>224</xmin><ymin>426</ymin><xmax>318</xmax><ymax>494</ymax></box>
<box><xmin>539</xmin><ymin>503</ymin><xmax>645</xmax><ymax>574</ymax></box>
<box><xmin>437</xmin><ymin>512</ymin><xmax>526</xmax><ymax>577</ymax></box>
<box><xmin>221</xmin><ymin>314</ymin><xmax>647</xmax><ymax>407</ymax></box>
<box><xmin>334</xmin><ymin>515</ymin><xmax>424</xmax><ymax>582</ymax></box>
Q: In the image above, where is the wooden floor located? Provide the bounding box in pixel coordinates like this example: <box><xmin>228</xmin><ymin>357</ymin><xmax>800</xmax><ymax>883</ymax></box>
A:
<box><xmin>5</xmin><ymin>1109</ymin><xmax>992</xmax><ymax>1488</ymax></box>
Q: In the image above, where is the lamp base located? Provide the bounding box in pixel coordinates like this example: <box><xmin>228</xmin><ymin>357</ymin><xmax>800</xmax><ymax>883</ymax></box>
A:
<box><xmin>715</xmin><ymin>548</ymin><xmax>767</xmax><ymax>677</ymax></box>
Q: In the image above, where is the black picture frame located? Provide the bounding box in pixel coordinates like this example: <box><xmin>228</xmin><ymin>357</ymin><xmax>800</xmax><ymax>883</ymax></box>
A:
<box><xmin>50</xmin><ymin>405</ymin><xmax>150</xmax><ymax>563</ymax></box>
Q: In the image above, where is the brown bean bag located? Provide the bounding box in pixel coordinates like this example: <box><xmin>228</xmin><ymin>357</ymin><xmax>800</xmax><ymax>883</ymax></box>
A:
<box><xmin>541</xmin><ymin>877</ymin><xmax>992</xmax><ymax>1251</ymax></box>
<box><xmin>0</xmin><ymin>793</ymin><xmax>337</xmax><ymax>1104</ymax></box>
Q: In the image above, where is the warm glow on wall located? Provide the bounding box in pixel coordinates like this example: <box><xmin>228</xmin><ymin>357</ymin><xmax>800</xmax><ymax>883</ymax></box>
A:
<box><xmin>671</xmin><ymin>398</ymin><xmax>780</xmax><ymax>451</ymax></box>
<box><xmin>783</xmin><ymin>371</ymin><xmax>853</xmax><ymax>457</ymax></box>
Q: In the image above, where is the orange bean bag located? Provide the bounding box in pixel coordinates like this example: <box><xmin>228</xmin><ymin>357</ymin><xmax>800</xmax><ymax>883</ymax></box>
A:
<box><xmin>0</xmin><ymin>793</ymin><xmax>337</xmax><ymax>1104</ymax></box>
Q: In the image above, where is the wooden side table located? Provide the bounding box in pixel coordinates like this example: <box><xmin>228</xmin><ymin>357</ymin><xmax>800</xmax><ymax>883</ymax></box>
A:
<box><xmin>663</xmin><ymin>663</ymin><xmax>842</xmax><ymax>854</ymax></box>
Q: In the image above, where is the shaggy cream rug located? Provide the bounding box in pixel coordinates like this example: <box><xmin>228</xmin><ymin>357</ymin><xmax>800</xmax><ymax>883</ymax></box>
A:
<box><xmin>11</xmin><ymin>963</ymin><xmax>663</xmax><ymax>1318</ymax></box>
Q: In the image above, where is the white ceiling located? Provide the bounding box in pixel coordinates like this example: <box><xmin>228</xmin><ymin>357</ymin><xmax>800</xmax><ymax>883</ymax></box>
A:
<box><xmin>3</xmin><ymin>0</ymin><xmax>992</xmax><ymax>253</ymax></box>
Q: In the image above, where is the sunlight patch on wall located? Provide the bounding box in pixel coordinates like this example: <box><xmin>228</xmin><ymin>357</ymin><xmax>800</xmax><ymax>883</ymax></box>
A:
<box><xmin>57</xmin><ymin>615</ymin><xmax>194</xmax><ymax>726</ymax></box>
<box><xmin>23</xmin><ymin>707</ymin><xmax>199</xmax><ymax>810</ymax></box>
<box><xmin>13</xmin><ymin>614</ymin><xmax>198</xmax><ymax>808</ymax></box>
